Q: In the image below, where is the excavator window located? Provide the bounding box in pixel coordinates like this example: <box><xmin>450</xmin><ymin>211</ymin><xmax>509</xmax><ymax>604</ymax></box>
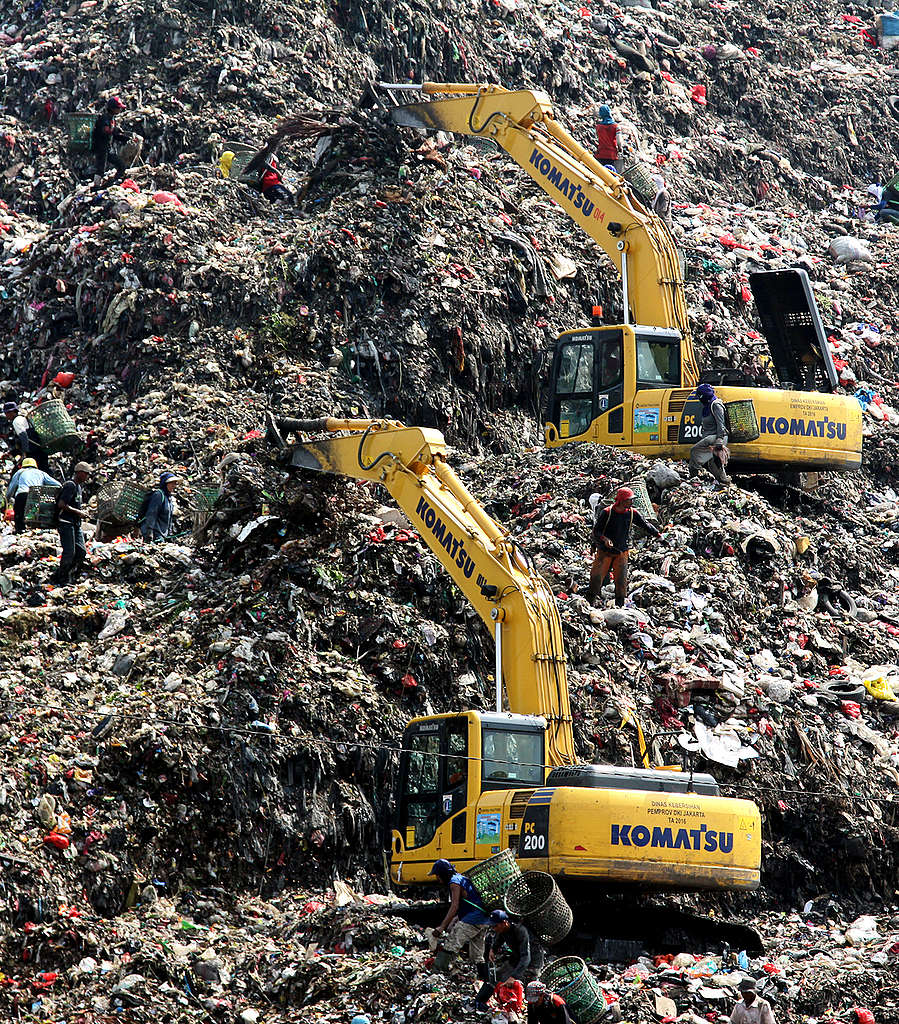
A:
<box><xmin>599</xmin><ymin>335</ymin><xmax>623</xmax><ymax>389</ymax></box>
<box><xmin>546</xmin><ymin>329</ymin><xmax>625</xmax><ymax>439</ymax></box>
<box><xmin>551</xmin><ymin>339</ymin><xmax>595</xmax><ymax>438</ymax></box>
<box><xmin>397</xmin><ymin>717</ymin><xmax>471</xmax><ymax>848</ymax></box>
<box><xmin>402</xmin><ymin>732</ymin><xmax>441</xmax><ymax>848</ymax></box>
<box><xmin>635</xmin><ymin>335</ymin><xmax>681</xmax><ymax>388</ymax></box>
<box><xmin>482</xmin><ymin>726</ymin><xmax>544</xmax><ymax>789</ymax></box>
<box><xmin>445</xmin><ymin>719</ymin><xmax>469</xmax><ymax>817</ymax></box>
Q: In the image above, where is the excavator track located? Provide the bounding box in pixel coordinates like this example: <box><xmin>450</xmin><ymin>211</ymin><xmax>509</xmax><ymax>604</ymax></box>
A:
<box><xmin>385</xmin><ymin>893</ymin><xmax>763</xmax><ymax>956</ymax></box>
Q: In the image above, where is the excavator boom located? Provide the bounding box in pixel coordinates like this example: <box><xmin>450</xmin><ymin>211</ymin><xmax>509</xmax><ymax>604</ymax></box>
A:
<box><xmin>383</xmin><ymin>82</ymin><xmax>697</xmax><ymax>383</ymax></box>
<box><xmin>278</xmin><ymin>417</ymin><xmax>575</xmax><ymax>766</ymax></box>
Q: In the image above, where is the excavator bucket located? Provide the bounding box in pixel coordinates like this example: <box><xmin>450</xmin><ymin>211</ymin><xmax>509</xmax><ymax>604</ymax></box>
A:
<box><xmin>388</xmin><ymin>103</ymin><xmax>442</xmax><ymax>130</ymax></box>
<box><xmin>286</xmin><ymin>445</ymin><xmax>328</xmax><ymax>473</ymax></box>
<box><xmin>377</xmin><ymin>82</ymin><xmax>439</xmax><ymax>131</ymax></box>
<box><xmin>749</xmin><ymin>269</ymin><xmax>839</xmax><ymax>393</ymax></box>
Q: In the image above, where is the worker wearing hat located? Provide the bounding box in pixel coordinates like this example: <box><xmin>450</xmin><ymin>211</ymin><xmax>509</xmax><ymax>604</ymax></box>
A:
<box><xmin>587</xmin><ymin>486</ymin><xmax>661</xmax><ymax>607</ymax></box>
<box><xmin>51</xmin><ymin>462</ymin><xmax>94</xmax><ymax>585</ymax></box>
<box><xmin>475</xmin><ymin>909</ymin><xmax>545</xmax><ymax>1012</ymax></box>
<box><xmin>6</xmin><ymin>458</ymin><xmax>60</xmax><ymax>535</ymax></box>
<box><xmin>730</xmin><ymin>978</ymin><xmax>776</xmax><ymax>1024</ymax></box>
<box><xmin>140</xmin><ymin>471</ymin><xmax>182</xmax><ymax>542</ymax></box>
<box><xmin>92</xmin><ymin>96</ymin><xmax>128</xmax><ymax>187</ymax></box>
<box><xmin>689</xmin><ymin>382</ymin><xmax>731</xmax><ymax>485</ymax></box>
<box><xmin>428</xmin><ymin>859</ymin><xmax>491</xmax><ymax>970</ymax></box>
<box><xmin>3</xmin><ymin>401</ymin><xmax>50</xmax><ymax>472</ymax></box>
<box><xmin>526</xmin><ymin>980</ymin><xmax>571</xmax><ymax>1024</ymax></box>
<box><xmin>219</xmin><ymin>151</ymin><xmax>235</xmax><ymax>178</ymax></box>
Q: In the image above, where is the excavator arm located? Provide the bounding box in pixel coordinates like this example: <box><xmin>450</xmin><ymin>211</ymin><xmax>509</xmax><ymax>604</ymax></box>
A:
<box><xmin>274</xmin><ymin>416</ymin><xmax>575</xmax><ymax>766</ymax></box>
<box><xmin>382</xmin><ymin>81</ymin><xmax>699</xmax><ymax>385</ymax></box>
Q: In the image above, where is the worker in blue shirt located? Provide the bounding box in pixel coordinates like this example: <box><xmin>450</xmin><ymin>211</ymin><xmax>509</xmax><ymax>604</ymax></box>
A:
<box><xmin>7</xmin><ymin>458</ymin><xmax>60</xmax><ymax>534</ymax></box>
<box><xmin>429</xmin><ymin>858</ymin><xmax>491</xmax><ymax>969</ymax></box>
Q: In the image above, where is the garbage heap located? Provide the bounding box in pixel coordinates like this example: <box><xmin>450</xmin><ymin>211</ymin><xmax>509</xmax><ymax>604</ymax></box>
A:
<box><xmin>2</xmin><ymin>0</ymin><xmax>899</xmax><ymax>1020</ymax></box>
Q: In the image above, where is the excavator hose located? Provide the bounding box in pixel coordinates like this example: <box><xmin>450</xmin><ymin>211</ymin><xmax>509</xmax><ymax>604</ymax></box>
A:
<box><xmin>277</xmin><ymin>416</ymin><xmax>331</xmax><ymax>434</ymax></box>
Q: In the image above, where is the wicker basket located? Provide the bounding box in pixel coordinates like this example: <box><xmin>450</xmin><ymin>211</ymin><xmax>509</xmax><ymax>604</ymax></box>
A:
<box><xmin>621</xmin><ymin>161</ymin><xmax>655</xmax><ymax>202</ymax></box>
<box><xmin>65</xmin><ymin>112</ymin><xmax>97</xmax><ymax>153</ymax></box>
<box><xmin>185</xmin><ymin>486</ymin><xmax>221</xmax><ymax>532</ymax></box>
<box><xmin>96</xmin><ymin>481</ymin><xmax>150</xmax><ymax>525</ymax></box>
<box><xmin>29</xmin><ymin>400</ymin><xmax>82</xmax><ymax>454</ymax></box>
<box><xmin>541</xmin><ymin>957</ymin><xmax>608</xmax><ymax>1024</ymax></box>
<box><xmin>503</xmin><ymin>871</ymin><xmax>573</xmax><ymax>946</ymax></box>
<box><xmin>625</xmin><ymin>478</ymin><xmax>654</xmax><ymax>521</ymax></box>
<box><xmin>222</xmin><ymin>142</ymin><xmax>261</xmax><ymax>183</ymax></box>
<box><xmin>465</xmin><ymin>848</ymin><xmax>522</xmax><ymax>910</ymax></box>
<box><xmin>724</xmin><ymin>399</ymin><xmax>761</xmax><ymax>443</ymax></box>
<box><xmin>23</xmin><ymin>486</ymin><xmax>61</xmax><ymax>528</ymax></box>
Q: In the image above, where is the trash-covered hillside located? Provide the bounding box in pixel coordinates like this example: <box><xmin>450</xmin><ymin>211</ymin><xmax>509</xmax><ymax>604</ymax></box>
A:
<box><xmin>2</xmin><ymin>0</ymin><xmax>899</xmax><ymax>1020</ymax></box>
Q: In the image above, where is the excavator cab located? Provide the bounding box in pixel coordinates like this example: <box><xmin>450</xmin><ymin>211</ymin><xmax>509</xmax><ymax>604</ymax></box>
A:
<box><xmin>544</xmin><ymin>324</ymin><xmax>682</xmax><ymax>445</ymax></box>
<box><xmin>390</xmin><ymin>711</ymin><xmax>548</xmax><ymax>885</ymax></box>
<box><xmin>543</xmin><ymin>278</ymin><xmax>861</xmax><ymax>472</ymax></box>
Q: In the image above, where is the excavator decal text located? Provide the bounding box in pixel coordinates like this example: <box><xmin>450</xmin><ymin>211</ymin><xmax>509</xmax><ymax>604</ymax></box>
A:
<box><xmin>758</xmin><ymin>416</ymin><xmax>847</xmax><ymax>440</ymax></box>
<box><xmin>414</xmin><ymin>497</ymin><xmax>476</xmax><ymax>578</ymax></box>
<box><xmin>528</xmin><ymin>148</ymin><xmax>599</xmax><ymax>219</ymax></box>
<box><xmin>611</xmin><ymin>823</ymin><xmax>734</xmax><ymax>853</ymax></box>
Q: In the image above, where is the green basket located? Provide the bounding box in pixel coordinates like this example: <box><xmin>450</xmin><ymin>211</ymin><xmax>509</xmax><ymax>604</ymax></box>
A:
<box><xmin>188</xmin><ymin>486</ymin><xmax>220</xmax><ymax>511</ymax></box>
<box><xmin>541</xmin><ymin>957</ymin><xmax>608</xmax><ymax>1024</ymax></box>
<box><xmin>221</xmin><ymin>142</ymin><xmax>264</xmax><ymax>184</ymax></box>
<box><xmin>186</xmin><ymin>486</ymin><xmax>220</xmax><ymax>531</ymax></box>
<box><xmin>621</xmin><ymin>161</ymin><xmax>656</xmax><ymax>202</ymax></box>
<box><xmin>96</xmin><ymin>481</ymin><xmax>150</xmax><ymax>525</ymax></box>
<box><xmin>24</xmin><ymin>486</ymin><xmax>60</xmax><ymax>527</ymax></box>
<box><xmin>724</xmin><ymin>399</ymin><xmax>761</xmax><ymax>443</ymax></box>
<box><xmin>465</xmin><ymin>848</ymin><xmax>522</xmax><ymax>910</ymax></box>
<box><xmin>625</xmin><ymin>478</ymin><xmax>654</xmax><ymax>521</ymax></box>
<box><xmin>29</xmin><ymin>400</ymin><xmax>82</xmax><ymax>454</ymax></box>
<box><xmin>65</xmin><ymin>112</ymin><xmax>96</xmax><ymax>153</ymax></box>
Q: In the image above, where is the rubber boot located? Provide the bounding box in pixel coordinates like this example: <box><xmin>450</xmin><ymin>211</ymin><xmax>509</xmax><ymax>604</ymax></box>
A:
<box><xmin>475</xmin><ymin>981</ymin><xmax>494</xmax><ymax>1005</ymax></box>
<box><xmin>434</xmin><ymin>948</ymin><xmax>455</xmax><ymax>972</ymax></box>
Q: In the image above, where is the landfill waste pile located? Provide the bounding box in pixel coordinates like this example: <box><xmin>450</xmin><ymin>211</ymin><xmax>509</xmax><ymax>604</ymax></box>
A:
<box><xmin>3</xmin><ymin>0</ymin><xmax>899</xmax><ymax>1020</ymax></box>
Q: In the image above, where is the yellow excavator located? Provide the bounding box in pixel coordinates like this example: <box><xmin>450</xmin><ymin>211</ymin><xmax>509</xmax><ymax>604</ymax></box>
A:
<box><xmin>380</xmin><ymin>82</ymin><xmax>863</xmax><ymax>474</ymax></box>
<box><xmin>269</xmin><ymin>415</ymin><xmax>762</xmax><ymax>895</ymax></box>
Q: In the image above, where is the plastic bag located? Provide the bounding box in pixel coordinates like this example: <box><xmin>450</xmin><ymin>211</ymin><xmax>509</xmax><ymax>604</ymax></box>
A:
<box><xmin>828</xmin><ymin>236</ymin><xmax>874</xmax><ymax>264</ymax></box>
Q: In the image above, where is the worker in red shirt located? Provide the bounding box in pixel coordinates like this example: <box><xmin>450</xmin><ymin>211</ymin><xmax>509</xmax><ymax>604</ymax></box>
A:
<box><xmin>259</xmin><ymin>157</ymin><xmax>293</xmax><ymax>203</ymax></box>
<box><xmin>594</xmin><ymin>105</ymin><xmax>620</xmax><ymax>172</ymax></box>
